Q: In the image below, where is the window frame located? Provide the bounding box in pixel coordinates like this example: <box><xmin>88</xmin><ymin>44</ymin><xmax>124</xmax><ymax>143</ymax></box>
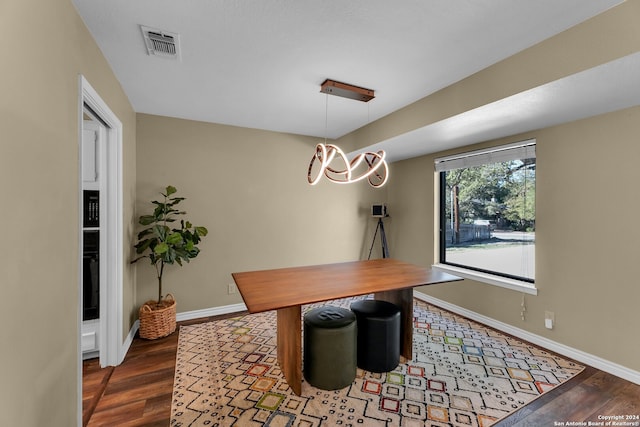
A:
<box><xmin>433</xmin><ymin>140</ymin><xmax>537</xmax><ymax>295</ymax></box>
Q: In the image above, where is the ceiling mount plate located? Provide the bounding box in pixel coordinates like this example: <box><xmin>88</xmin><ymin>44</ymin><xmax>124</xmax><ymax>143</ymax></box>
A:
<box><xmin>320</xmin><ymin>79</ymin><xmax>375</xmax><ymax>102</ymax></box>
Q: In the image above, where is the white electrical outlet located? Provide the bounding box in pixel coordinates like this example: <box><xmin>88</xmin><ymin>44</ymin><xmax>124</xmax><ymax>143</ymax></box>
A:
<box><xmin>228</xmin><ymin>283</ymin><xmax>238</xmax><ymax>294</ymax></box>
<box><xmin>544</xmin><ymin>311</ymin><xmax>555</xmax><ymax>329</ymax></box>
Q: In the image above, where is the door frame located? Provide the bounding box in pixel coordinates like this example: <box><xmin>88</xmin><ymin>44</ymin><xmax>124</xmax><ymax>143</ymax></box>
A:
<box><xmin>77</xmin><ymin>75</ymin><xmax>124</xmax><ymax>424</ymax></box>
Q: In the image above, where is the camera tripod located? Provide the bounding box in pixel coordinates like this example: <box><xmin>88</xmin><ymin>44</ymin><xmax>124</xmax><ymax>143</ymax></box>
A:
<box><xmin>367</xmin><ymin>217</ymin><xmax>389</xmax><ymax>259</ymax></box>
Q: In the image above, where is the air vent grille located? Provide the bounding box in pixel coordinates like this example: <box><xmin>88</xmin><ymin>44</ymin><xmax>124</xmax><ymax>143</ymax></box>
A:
<box><xmin>140</xmin><ymin>25</ymin><xmax>180</xmax><ymax>60</ymax></box>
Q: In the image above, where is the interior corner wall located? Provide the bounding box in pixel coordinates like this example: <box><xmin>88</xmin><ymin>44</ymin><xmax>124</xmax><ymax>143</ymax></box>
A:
<box><xmin>388</xmin><ymin>107</ymin><xmax>640</xmax><ymax>373</ymax></box>
<box><xmin>135</xmin><ymin>114</ymin><xmax>385</xmax><ymax>312</ymax></box>
<box><xmin>0</xmin><ymin>0</ymin><xmax>137</xmax><ymax>425</ymax></box>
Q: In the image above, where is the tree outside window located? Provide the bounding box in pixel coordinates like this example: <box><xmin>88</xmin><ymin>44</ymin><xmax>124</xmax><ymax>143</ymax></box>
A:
<box><xmin>439</xmin><ymin>146</ymin><xmax>535</xmax><ymax>282</ymax></box>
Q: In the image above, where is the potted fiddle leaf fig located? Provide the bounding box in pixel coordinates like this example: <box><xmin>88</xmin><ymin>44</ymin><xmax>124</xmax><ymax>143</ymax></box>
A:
<box><xmin>132</xmin><ymin>185</ymin><xmax>208</xmax><ymax>339</ymax></box>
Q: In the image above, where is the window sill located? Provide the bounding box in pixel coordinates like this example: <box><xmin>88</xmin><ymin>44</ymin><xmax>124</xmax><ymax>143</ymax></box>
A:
<box><xmin>432</xmin><ymin>264</ymin><xmax>538</xmax><ymax>295</ymax></box>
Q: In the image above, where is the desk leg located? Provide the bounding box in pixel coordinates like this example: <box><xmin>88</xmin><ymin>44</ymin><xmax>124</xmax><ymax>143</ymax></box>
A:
<box><xmin>374</xmin><ymin>288</ymin><xmax>413</xmax><ymax>361</ymax></box>
<box><xmin>277</xmin><ymin>305</ymin><xmax>302</xmax><ymax>396</ymax></box>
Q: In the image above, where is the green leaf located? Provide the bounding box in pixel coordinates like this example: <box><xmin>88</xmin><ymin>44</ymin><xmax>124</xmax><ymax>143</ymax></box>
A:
<box><xmin>195</xmin><ymin>226</ymin><xmax>208</xmax><ymax>236</ymax></box>
<box><xmin>166</xmin><ymin>185</ymin><xmax>177</xmax><ymax>196</ymax></box>
<box><xmin>137</xmin><ymin>228</ymin><xmax>154</xmax><ymax>239</ymax></box>
<box><xmin>166</xmin><ymin>247</ymin><xmax>177</xmax><ymax>263</ymax></box>
<box><xmin>154</xmin><ymin>242</ymin><xmax>169</xmax><ymax>254</ymax></box>
<box><xmin>152</xmin><ymin>225</ymin><xmax>169</xmax><ymax>240</ymax></box>
<box><xmin>139</xmin><ymin>215</ymin><xmax>156</xmax><ymax>225</ymax></box>
<box><xmin>166</xmin><ymin>232</ymin><xmax>183</xmax><ymax>245</ymax></box>
<box><xmin>135</xmin><ymin>239</ymin><xmax>153</xmax><ymax>254</ymax></box>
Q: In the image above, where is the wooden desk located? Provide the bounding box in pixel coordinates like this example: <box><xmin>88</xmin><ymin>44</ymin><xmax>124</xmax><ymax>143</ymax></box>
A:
<box><xmin>231</xmin><ymin>258</ymin><xmax>461</xmax><ymax>395</ymax></box>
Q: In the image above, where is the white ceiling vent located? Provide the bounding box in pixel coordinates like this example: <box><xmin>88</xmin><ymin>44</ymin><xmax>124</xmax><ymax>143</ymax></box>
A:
<box><xmin>140</xmin><ymin>25</ymin><xmax>180</xmax><ymax>60</ymax></box>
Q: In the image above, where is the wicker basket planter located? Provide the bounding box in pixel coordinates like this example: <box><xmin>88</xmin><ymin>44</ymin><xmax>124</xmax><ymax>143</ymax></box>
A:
<box><xmin>139</xmin><ymin>294</ymin><xmax>176</xmax><ymax>340</ymax></box>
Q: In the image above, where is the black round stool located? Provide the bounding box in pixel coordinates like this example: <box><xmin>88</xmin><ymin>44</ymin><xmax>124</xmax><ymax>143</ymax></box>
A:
<box><xmin>303</xmin><ymin>305</ymin><xmax>357</xmax><ymax>390</ymax></box>
<box><xmin>350</xmin><ymin>299</ymin><xmax>401</xmax><ymax>373</ymax></box>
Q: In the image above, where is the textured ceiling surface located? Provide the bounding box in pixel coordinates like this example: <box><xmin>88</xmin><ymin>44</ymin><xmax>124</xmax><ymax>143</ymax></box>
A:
<box><xmin>72</xmin><ymin>0</ymin><xmax>633</xmax><ymax>159</ymax></box>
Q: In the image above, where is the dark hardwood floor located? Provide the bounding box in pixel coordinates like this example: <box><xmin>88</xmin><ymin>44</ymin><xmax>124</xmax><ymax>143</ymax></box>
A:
<box><xmin>82</xmin><ymin>358</ymin><xmax>114</xmax><ymax>426</ymax></box>
<box><xmin>83</xmin><ymin>311</ymin><xmax>640</xmax><ymax>426</ymax></box>
<box><xmin>496</xmin><ymin>365</ymin><xmax>640</xmax><ymax>426</ymax></box>
<box><xmin>84</xmin><ymin>313</ymin><xmax>243</xmax><ymax>427</ymax></box>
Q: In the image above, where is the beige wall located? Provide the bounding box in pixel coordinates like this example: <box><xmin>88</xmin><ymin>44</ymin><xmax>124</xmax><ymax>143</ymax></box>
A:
<box><xmin>135</xmin><ymin>114</ymin><xmax>385</xmax><ymax>312</ymax></box>
<box><xmin>0</xmin><ymin>0</ymin><xmax>136</xmax><ymax>425</ymax></box>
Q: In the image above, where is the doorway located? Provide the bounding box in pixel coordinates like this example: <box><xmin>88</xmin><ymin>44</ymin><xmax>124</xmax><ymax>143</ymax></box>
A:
<box><xmin>78</xmin><ymin>75</ymin><xmax>124</xmax><ymax>425</ymax></box>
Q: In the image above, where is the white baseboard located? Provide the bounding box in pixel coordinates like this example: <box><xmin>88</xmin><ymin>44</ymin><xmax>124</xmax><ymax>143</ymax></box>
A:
<box><xmin>120</xmin><ymin>319</ymin><xmax>139</xmax><ymax>364</ymax></box>
<box><xmin>413</xmin><ymin>291</ymin><xmax>640</xmax><ymax>386</ymax></box>
<box><xmin>176</xmin><ymin>302</ymin><xmax>248</xmax><ymax>322</ymax></box>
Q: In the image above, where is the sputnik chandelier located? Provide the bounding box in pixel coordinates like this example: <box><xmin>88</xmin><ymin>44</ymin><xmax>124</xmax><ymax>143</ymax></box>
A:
<box><xmin>307</xmin><ymin>79</ymin><xmax>389</xmax><ymax>188</ymax></box>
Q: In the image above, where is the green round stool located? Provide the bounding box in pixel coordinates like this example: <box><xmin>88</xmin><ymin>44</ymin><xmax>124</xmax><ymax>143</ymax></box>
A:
<box><xmin>303</xmin><ymin>305</ymin><xmax>357</xmax><ymax>390</ymax></box>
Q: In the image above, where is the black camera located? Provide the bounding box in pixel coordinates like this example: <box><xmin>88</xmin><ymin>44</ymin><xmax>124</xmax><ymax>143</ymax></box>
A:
<box><xmin>371</xmin><ymin>204</ymin><xmax>387</xmax><ymax>218</ymax></box>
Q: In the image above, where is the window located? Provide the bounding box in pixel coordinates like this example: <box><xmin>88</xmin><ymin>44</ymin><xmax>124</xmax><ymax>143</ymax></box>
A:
<box><xmin>436</xmin><ymin>140</ymin><xmax>536</xmax><ymax>285</ymax></box>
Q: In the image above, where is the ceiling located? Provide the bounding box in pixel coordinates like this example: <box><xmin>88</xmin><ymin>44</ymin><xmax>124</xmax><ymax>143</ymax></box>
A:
<box><xmin>72</xmin><ymin>0</ymin><xmax>635</xmax><ymax>161</ymax></box>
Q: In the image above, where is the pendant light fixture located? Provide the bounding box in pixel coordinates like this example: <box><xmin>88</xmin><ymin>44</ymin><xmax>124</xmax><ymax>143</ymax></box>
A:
<box><xmin>307</xmin><ymin>79</ymin><xmax>388</xmax><ymax>188</ymax></box>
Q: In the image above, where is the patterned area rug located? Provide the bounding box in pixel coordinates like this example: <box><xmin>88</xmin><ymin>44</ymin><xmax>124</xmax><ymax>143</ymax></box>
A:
<box><xmin>171</xmin><ymin>297</ymin><xmax>583</xmax><ymax>426</ymax></box>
